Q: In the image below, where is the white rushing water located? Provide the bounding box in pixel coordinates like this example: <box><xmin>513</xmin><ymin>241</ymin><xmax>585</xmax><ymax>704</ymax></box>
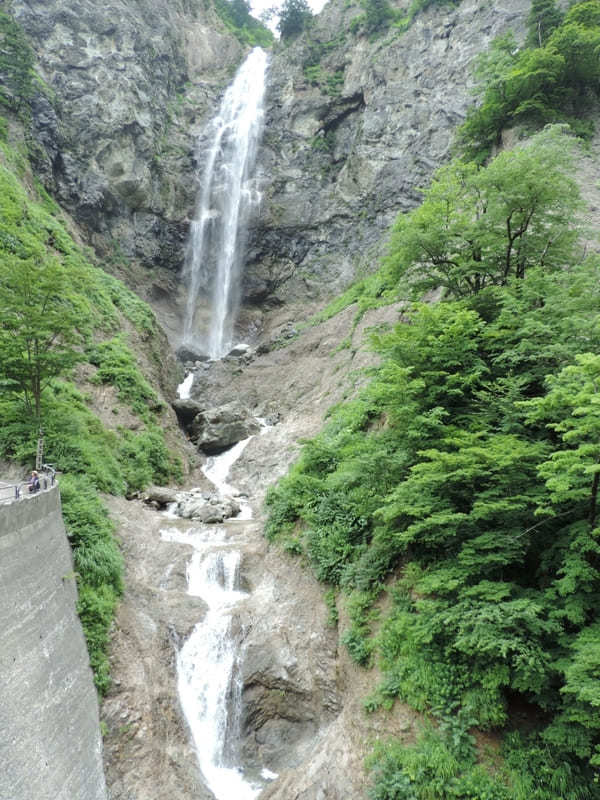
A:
<box><xmin>203</xmin><ymin>437</ymin><xmax>253</xmax><ymax>520</ymax></box>
<box><xmin>182</xmin><ymin>47</ymin><xmax>269</xmax><ymax>359</ymax></box>
<box><xmin>176</xmin><ymin>548</ymin><xmax>260</xmax><ymax>800</ymax></box>
<box><xmin>162</xmin><ymin>436</ymin><xmax>275</xmax><ymax>798</ymax></box>
<box><xmin>177</xmin><ymin>371</ymin><xmax>194</xmax><ymax>399</ymax></box>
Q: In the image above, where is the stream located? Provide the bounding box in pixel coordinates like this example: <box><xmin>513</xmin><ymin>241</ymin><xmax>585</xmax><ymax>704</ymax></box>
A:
<box><xmin>100</xmin><ymin>302</ymin><xmax>384</xmax><ymax>799</ymax></box>
<box><xmin>165</xmin><ymin>42</ymin><xmax>275</xmax><ymax>796</ymax></box>
<box><xmin>160</xmin><ymin>416</ymin><xmax>274</xmax><ymax>799</ymax></box>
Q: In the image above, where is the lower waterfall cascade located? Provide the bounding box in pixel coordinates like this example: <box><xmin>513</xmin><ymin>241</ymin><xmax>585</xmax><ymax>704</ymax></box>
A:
<box><xmin>161</xmin><ymin>422</ymin><xmax>275</xmax><ymax>799</ymax></box>
<box><xmin>99</xmin><ymin>301</ymin><xmax>403</xmax><ymax>800</ymax></box>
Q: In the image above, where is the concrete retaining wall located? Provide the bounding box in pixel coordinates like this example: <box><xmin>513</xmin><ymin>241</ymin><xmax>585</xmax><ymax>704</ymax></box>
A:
<box><xmin>0</xmin><ymin>486</ymin><xmax>108</xmax><ymax>800</ymax></box>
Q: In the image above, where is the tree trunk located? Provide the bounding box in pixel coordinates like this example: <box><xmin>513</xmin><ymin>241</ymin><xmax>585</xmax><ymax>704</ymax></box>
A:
<box><xmin>590</xmin><ymin>468</ymin><xmax>600</xmax><ymax>530</ymax></box>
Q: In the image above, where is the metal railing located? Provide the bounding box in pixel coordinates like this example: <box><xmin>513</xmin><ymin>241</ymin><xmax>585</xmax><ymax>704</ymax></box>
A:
<box><xmin>0</xmin><ymin>465</ymin><xmax>57</xmax><ymax>504</ymax></box>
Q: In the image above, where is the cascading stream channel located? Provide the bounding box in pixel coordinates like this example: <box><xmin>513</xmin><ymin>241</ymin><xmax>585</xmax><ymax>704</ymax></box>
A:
<box><xmin>176</xmin><ymin>547</ymin><xmax>257</xmax><ymax>800</ymax></box>
<box><xmin>182</xmin><ymin>47</ymin><xmax>269</xmax><ymax>359</ymax></box>
<box><xmin>162</xmin><ymin>431</ymin><xmax>271</xmax><ymax>799</ymax></box>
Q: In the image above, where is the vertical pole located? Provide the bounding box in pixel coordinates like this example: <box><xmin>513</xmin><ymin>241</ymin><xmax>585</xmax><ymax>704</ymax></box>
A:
<box><xmin>36</xmin><ymin>430</ymin><xmax>44</xmax><ymax>472</ymax></box>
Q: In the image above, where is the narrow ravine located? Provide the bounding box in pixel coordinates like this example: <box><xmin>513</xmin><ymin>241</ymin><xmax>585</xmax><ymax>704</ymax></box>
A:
<box><xmin>100</xmin><ymin>35</ymin><xmax>410</xmax><ymax>791</ymax></box>
<box><xmin>101</xmin><ymin>302</ymin><xmax>409</xmax><ymax>800</ymax></box>
<box><xmin>157</xmin><ymin>44</ymin><xmax>275</xmax><ymax>795</ymax></box>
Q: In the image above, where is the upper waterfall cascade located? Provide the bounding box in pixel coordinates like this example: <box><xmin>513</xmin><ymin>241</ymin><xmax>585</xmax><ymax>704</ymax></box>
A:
<box><xmin>182</xmin><ymin>47</ymin><xmax>269</xmax><ymax>359</ymax></box>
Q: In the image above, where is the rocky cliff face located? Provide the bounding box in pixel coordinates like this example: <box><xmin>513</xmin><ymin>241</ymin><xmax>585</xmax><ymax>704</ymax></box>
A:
<box><xmin>16</xmin><ymin>0</ymin><xmax>529</xmax><ymax>339</ymax></box>
<box><xmin>246</xmin><ymin>0</ymin><xmax>529</xmax><ymax>307</ymax></box>
<box><xmin>12</xmin><ymin>0</ymin><xmax>243</xmax><ymax>281</ymax></box>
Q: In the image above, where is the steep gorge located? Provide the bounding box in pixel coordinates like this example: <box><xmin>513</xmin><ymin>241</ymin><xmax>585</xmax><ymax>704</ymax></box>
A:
<box><xmin>0</xmin><ymin>0</ymin><xmax>555</xmax><ymax>798</ymax></box>
<box><xmin>101</xmin><ymin>301</ymin><xmax>416</xmax><ymax>800</ymax></box>
<box><xmin>14</xmin><ymin>0</ymin><xmax>529</xmax><ymax>340</ymax></box>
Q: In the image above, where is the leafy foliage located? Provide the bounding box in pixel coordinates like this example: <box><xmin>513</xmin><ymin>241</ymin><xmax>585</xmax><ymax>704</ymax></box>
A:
<box><xmin>384</xmin><ymin>126</ymin><xmax>582</xmax><ymax>298</ymax></box>
<box><xmin>212</xmin><ymin>0</ymin><xmax>274</xmax><ymax>47</ymax></box>
<box><xmin>266</xmin><ymin>126</ymin><xmax>600</xmax><ymax>795</ymax></box>
<box><xmin>0</xmin><ymin>255</ymin><xmax>83</xmax><ymax>419</ymax></box>
<box><xmin>362</xmin><ymin>0</ymin><xmax>395</xmax><ymax>35</ymax></box>
<box><xmin>526</xmin><ymin>0</ymin><xmax>564</xmax><ymax>47</ymax></box>
<box><xmin>0</xmin><ymin>12</ymin><xmax>35</xmax><ymax>115</ymax></box>
<box><xmin>301</xmin><ymin>33</ymin><xmax>348</xmax><ymax>96</ymax></box>
<box><xmin>60</xmin><ymin>474</ymin><xmax>123</xmax><ymax>695</ymax></box>
<box><xmin>368</xmin><ymin>727</ymin><xmax>511</xmax><ymax>800</ymax></box>
<box><xmin>350</xmin><ymin>0</ymin><xmax>459</xmax><ymax>38</ymax></box>
<box><xmin>525</xmin><ymin>354</ymin><xmax>600</xmax><ymax>528</ymax></box>
<box><xmin>0</xmin><ymin>138</ymin><xmax>180</xmax><ymax>692</ymax></box>
<box><xmin>266</xmin><ymin>4</ymin><xmax>600</xmax><ymax>795</ymax></box>
<box><xmin>87</xmin><ymin>336</ymin><xmax>163</xmax><ymax>418</ymax></box>
<box><xmin>458</xmin><ymin>0</ymin><xmax>600</xmax><ymax>160</ymax></box>
<box><xmin>278</xmin><ymin>0</ymin><xmax>313</xmax><ymax>38</ymax></box>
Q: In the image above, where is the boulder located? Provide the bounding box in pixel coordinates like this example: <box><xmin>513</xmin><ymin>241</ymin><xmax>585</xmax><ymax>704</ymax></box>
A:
<box><xmin>227</xmin><ymin>343</ymin><xmax>253</xmax><ymax>358</ymax></box>
<box><xmin>191</xmin><ymin>403</ymin><xmax>260</xmax><ymax>454</ymax></box>
<box><xmin>143</xmin><ymin>486</ymin><xmax>178</xmax><ymax>507</ymax></box>
<box><xmin>176</xmin><ymin>345</ymin><xmax>210</xmax><ymax>363</ymax></box>
<box><xmin>172</xmin><ymin>398</ymin><xmax>203</xmax><ymax>426</ymax></box>
<box><xmin>175</xmin><ymin>491</ymin><xmax>241</xmax><ymax>522</ymax></box>
<box><xmin>196</xmin><ymin>422</ymin><xmax>256</xmax><ymax>454</ymax></box>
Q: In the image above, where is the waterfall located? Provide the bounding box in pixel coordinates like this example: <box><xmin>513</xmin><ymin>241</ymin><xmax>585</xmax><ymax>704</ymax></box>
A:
<box><xmin>177</xmin><ymin>371</ymin><xmax>194</xmax><ymax>399</ymax></box>
<box><xmin>182</xmin><ymin>47</ymin><xmax>269</xmax><ymax>359</ymax></box>
<box><xmin>162</xmin><ymin>432</ymin><xmax>276</xmax><ymax>798</ymax></box>
<box><xmin>176</xmin><ymin>548</ymin><xmax>259</xmax><ymax>800</ymax></box>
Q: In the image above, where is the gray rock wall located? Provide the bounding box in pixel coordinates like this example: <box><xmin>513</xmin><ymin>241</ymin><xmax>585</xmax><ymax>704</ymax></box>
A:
<box><xmin>11</xmin><ymin>0</ymin><xmax>244</xmax><ymax>273</ymax></box>
<box><xmin>12</xmin><ymin>0</ymin><xmax>531</xmax><ymax>331</ymax></box>
<box><xmin>0</xmin><ymin>487</ymin><xmax>107</xmax><ymax>800</ymax></box>
<box><xmin>246</xmin><ymin>0</ymin><xmax>530</xmax><ymax>306</ymax></box>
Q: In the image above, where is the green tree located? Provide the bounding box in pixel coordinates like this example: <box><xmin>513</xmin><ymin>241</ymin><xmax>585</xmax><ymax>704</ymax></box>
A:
<box><xmin>526</xmin><ymin>0</ymin><xmax>564</xmax><ymax>47</ymax></box>
<box><xmin>459</xmin><ymin>1</ymin><xmax>600</xmax><ymax>159</ymax></box>
<box><xmin>564</xmin><ymin>0</ymin><xmax>600</xmax><ymax>30</ymax></box>
<box><xmin>0</xmin><ymin>256</ymin><xmax>82</xmax><ymax>421</ymax></box>
<box><xmin>0</xmin><ymin>11</ymin><xmax>35</xmax><ymax>114</ymax></box>
<box><xmin>525</xmin><ymin>353</ymin><xmax>600</xmax><ymax>529</ymax></box>
<box><xmin>384</xmin><ymin>126</ymin><xmax>582</xmax><ymax>298</ymax></box>
<box><xmin>548</xmin><ymin>21</ymin><xmax>600</xmax><ymax>95</ymax></box>
<box><xmin>363</xmin><ymin>0</ymin><xmax>394</xmax><ymax>34</ymax></box>
<box><xmin>229</xmin><ymin>0</ymin><xmax>253</xmax><ymax>26</ymax></box>
<box><xmin>277</xmin><ymin>0</ymin><xmax>312</xmax><ymax>38</ymax></box>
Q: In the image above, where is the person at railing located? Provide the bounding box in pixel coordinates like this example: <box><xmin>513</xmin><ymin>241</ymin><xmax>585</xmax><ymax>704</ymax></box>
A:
<box><xmin>27</xmin><ymin>470</ymin><xmax>40</xmax><ymax>494</ymax></box>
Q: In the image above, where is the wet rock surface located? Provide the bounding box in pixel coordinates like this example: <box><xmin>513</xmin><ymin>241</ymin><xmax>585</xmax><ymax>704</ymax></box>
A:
<box><xmin>143</xmin><ymin>485</ymin><xmax>179</xmax><ymax>508</ymax></box>
<box><xmin>192</xmin><ymin>404</ymin><xmax>261</xmax><ymax>454</ymax></box>
<box><xmin>173</xmin><ymin>399</ymin><xmax>261</xmax><ymax>454</ymax></box>
<box><xmin>100</xmin><ymin>498</ymin><xmax>212</xmax><ymax>800</ymax></box>
<box><xmin>174</xmin><ymin>489</ymin><xmax>241</xmax><ymax>522</ymax></box>
<box><xmin>172</xmin><ymin>398</ymin><xmax>205</xmax><ymax>427</ymax></box>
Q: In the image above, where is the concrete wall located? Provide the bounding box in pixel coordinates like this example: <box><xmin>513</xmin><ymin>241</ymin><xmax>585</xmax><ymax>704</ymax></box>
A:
<box><xmin>0</xmin><ymin>486</ymin><xmax>108</xmax><ymax>800</ymax></box>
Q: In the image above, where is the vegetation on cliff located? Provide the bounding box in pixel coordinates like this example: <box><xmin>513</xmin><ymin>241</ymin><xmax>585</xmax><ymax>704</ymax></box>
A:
<box><xmin>0</xmin><ymin>126</ymin><xmax>181</xmax><ymax>693</ymax></box>
<box><xmin>347</xmin><ymin>0</ymin><xmax>460</xmax><ymax>38</ymax></box>
<box><xmin>268</xmin><ymin>131</ymin><xmax>600</xmax><ymax>799</ymax></box>
<box><xmin>266</xmin><ymin>1</ymin><xmax>600</xmax><ymax>790</ymax></box>
<box><xmin>0</xmin><ymin>10</ymin><xmax>35</xmax><ymax>116</ymax></box>
<box><xmin>277</xmin><ymin>0</ymin><xmax>313</xmax><ymax>38</ymax></box>
<box><xmin>213</xmin><ymin>0</ymin><xmax>274</xmax><ymax>46</ymax></box>
<box><xmin>458</xmin><ymin>0</ymin><xmax>600</xmax><ymax>161</ymax></box>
